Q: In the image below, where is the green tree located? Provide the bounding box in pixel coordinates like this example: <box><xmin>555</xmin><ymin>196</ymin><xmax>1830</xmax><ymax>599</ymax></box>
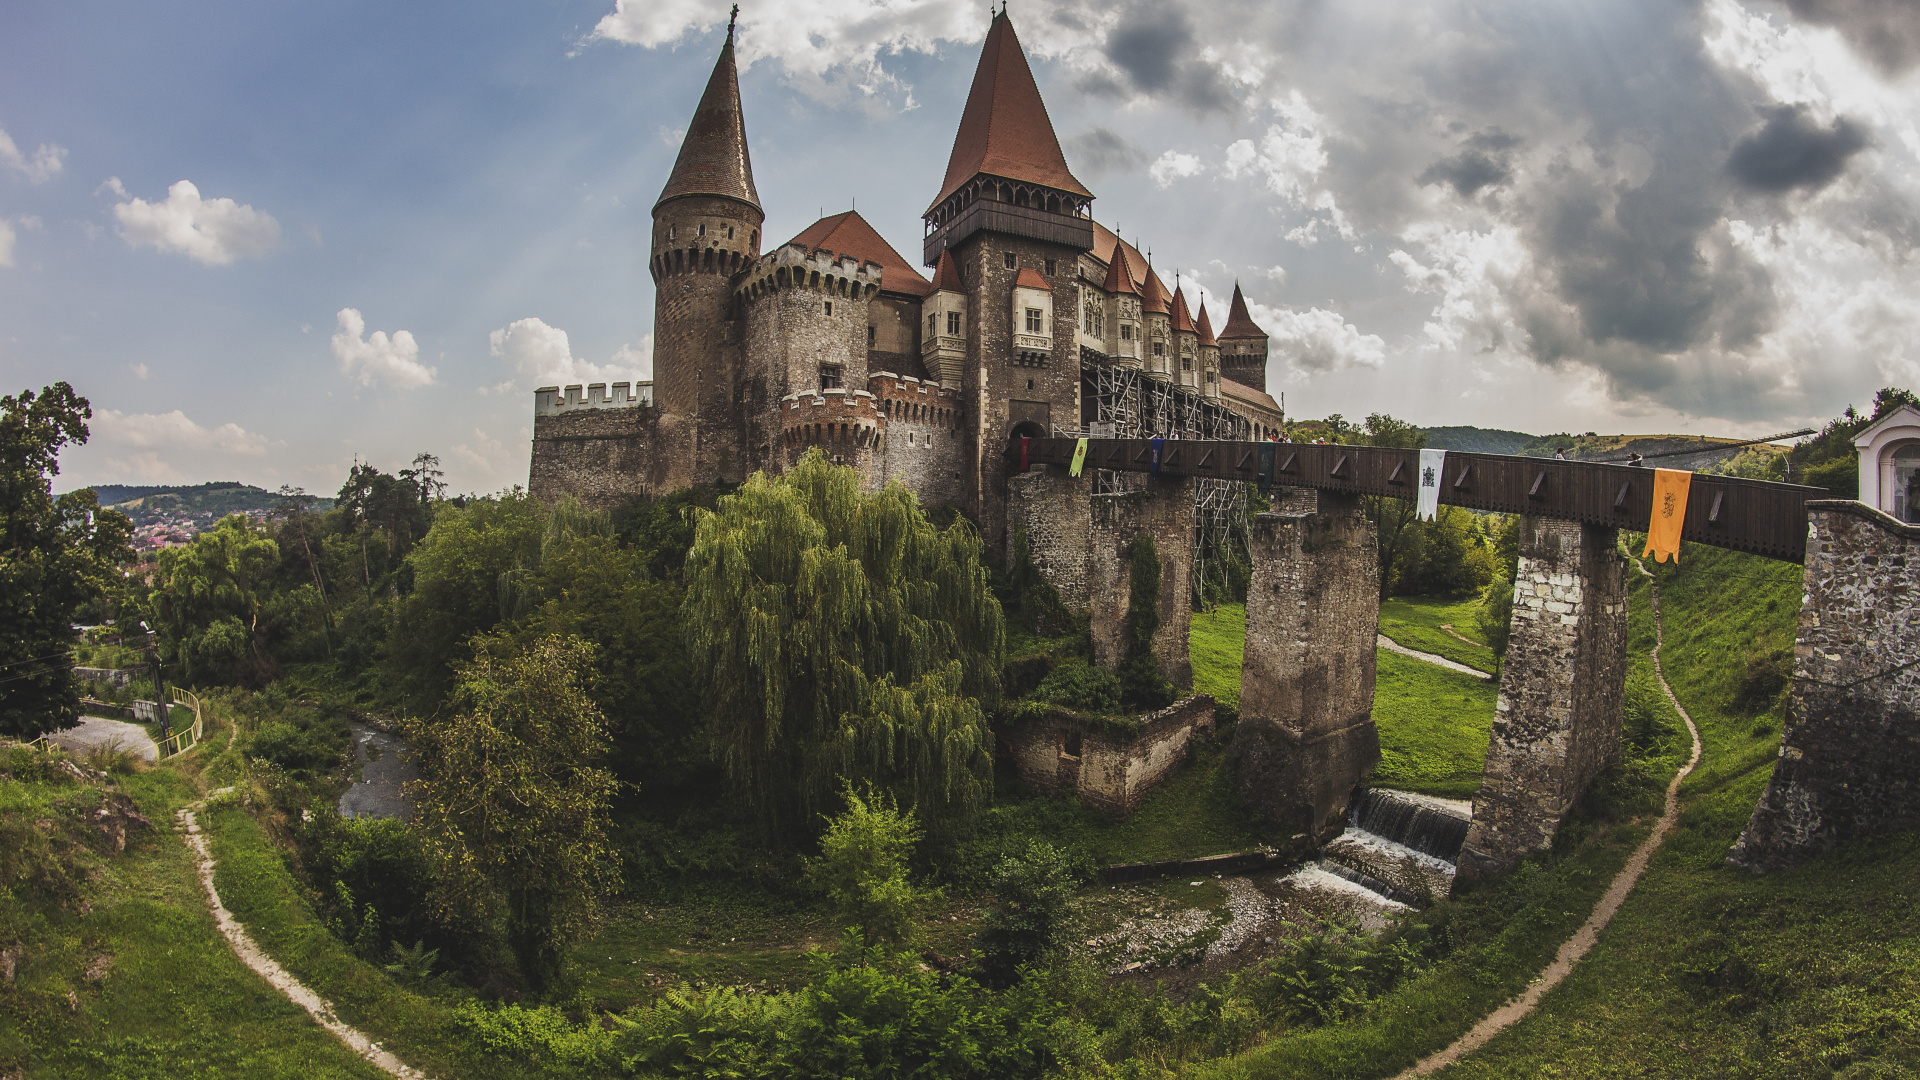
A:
<box><xmin>1119</xmin><ymin>533</ymin><xmax>1174</xmax><ymax>711</ymax></box>
<box><xmin>150</xmin><ymin>515</ymin><xmax>287</xmax><ymax>686</ymax></box>
<box><xmin>805</xmin><ymin>787</ymin><xmax>931</xmax><ymax>945</ymax></box>
<box><xmin>1785</xmin><ymin>387</ymin><xmax>1919</xmax><ymax>496</ymax></box>
<box><xmin>683</xmin><ymin>450</ymin><xmax>1002</xmax><ymax>838</ymax></box>
<box><xmin>1358</xmin><ymin>413</ymin><xmax>1427</xmax><ymax>595</ymax></box>
<box><xmin>976</xmin><ymin>839</ymin><xmax>1081</xmax><ymax>986</ymax></box>
<box><xmin>402</xmin><ymin>633</ymin><xmax>620</xmax><ymax>991</ymax></box>
<box><xmin>0</xmin><ymin>384</ymin><xmax>133</xmax><ymax>736</ymax></box>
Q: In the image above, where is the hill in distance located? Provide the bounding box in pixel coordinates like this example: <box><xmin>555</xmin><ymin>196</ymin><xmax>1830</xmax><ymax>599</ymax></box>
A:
<box><xmin>68</xmin><ymin>482</ymin><xmax>334</xmax><ymax>528</ymax></box>
<box><xmin>1410</xmin><ymin>425</ymin><xmax>1792</xmax><ymax>472</ymax></box>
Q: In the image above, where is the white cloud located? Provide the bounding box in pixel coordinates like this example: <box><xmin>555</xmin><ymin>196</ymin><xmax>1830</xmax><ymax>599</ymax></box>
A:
<box><xmin>0</xmin><ymin>220</ymin><xmax>13</xmax><ymax>268</ymax></box>
<box><xmin>128</xmin><ymin>363</ymin><xmax>150</xmax><ymax>380</ymax></box>
<box><xmin>489</xmin><ymin>317</ymin><xmax>651</xmax><ymax>389</ymax></box>
<box><xmin>0</xmin><ymin>127</ymin><xmax>65</xmax><ymax>183</ymax></box>
<box><xmin>1251</xmin><ymin>301</ymin><xmax>1386</xmax><ymax>375</ymax></box>
<box><xmin>111</xmin><ymin>179</ymin><xmax>281</xmax><ymax>265</ymax></box>
<box><xmin>93</xmin><ymin>409</ymin><xmax>272</xmax><ymax>455</ymax></box>
<box><xmin>1149</xmin><ymin>150</ymin><xmax>1205</xmax><ymax>188</ymax></box>
<box><xmin>332</xmin><ymin>308</ymin><xmax>438</xmax><ymax>389</ymax></box>
<box><xmin>452</xmin><ymin>427</ymin><xmax>511</xmax><ymax>473</ymax></box>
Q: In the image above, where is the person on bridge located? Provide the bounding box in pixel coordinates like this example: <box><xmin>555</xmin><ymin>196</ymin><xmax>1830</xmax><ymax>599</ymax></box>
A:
<box><xmin>1627</xmin><ymin>452</ymin><xmax>1645</xmax><ymax>467</ymax></box>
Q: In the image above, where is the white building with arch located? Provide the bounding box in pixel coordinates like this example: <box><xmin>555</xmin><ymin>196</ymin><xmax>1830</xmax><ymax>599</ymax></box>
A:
<box><xmin>1855</xmin><ymin>403</ymin><xmax>1920</xmax><ymax>523</ymax></box>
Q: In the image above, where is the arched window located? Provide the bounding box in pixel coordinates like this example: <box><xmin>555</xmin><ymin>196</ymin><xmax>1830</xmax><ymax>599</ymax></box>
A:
<box><xmin>1893</xmin><ymin>443</ymin><xmax>1920</xmax><ymax>524</ymax></box>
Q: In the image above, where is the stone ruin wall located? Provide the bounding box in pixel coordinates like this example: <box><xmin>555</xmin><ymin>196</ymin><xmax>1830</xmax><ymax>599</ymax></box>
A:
<box><xmin>1729</xmin><ymin>501</ymin><xmax>1920</xmax><ymax>872</ymax></box>
<box><xmin>1088</xmin><ymin>475</ymin><xmax>1196</xmax><ymax>689</ymax></box>
<box><xmin>1456</xmin><ymin>517</ymin><xmax>1626</xmax><ymax>883</ymax></box>
<box><xmin>1005</xmin><ymin>465</ymin><xmax>1092</xmax><ymax>610</ymax></box>
<box><xmin>1002</xmin><ymin>695</ymin><xmax>1216</xmax><ymax>817</ymax></box>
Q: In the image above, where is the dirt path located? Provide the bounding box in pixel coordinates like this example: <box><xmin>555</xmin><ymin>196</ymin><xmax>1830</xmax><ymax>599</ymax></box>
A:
<box><xmin>49</xmin><ymin>716</ymin><xmax>158</xmax><ymax>762</ymax></box>
<box><xmin>1393</xmin><ymin>563</ymin><xmax>1701</xmax><ymax>1077</ymax></box>
<box><xmin>1376</xmin><ymin>634</ymin><xmax>1493</xmax><ymax>680</ymax></box>
<box><xmin>178</xmin><ymin>793</ymin><xmax>431</xmax><ymax>1079</ymax></box>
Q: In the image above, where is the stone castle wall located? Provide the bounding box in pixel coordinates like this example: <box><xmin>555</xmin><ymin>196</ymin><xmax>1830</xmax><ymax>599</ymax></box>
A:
<box><xmin>872</xmin><ymin>373</ymin><xmax>963</xmax><ymax>505</ymax></box>
<box><xmin>1089</xmin><ymin>475</ymin><xmax>1195</xmax><ymax>689</ymax></box>
<box><xmin>1003</xmin><ymin>695</ymin><xmax>1216</xmax><ymax>817</ymax></box>
<box><xmin>530</xmin><ymin>405</ymin><xmax>662</xmax><ymax>509</ymax></box>
<box><xmin>1729</xmin><ymin>501</ymin><xmax>1920</xmax><ymax>872</ymax></box>
<box><xmin>1456</xmin><ymin>518</ymin><xmax>1626</xmax><ymax>883</ymax></box>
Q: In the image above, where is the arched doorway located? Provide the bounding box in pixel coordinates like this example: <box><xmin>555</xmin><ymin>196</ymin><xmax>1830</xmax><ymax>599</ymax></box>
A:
<box><xmin>1891</xmin><ymin>443</ymin><xmax>1920</xmax><ymax>523</ymax></box>
<box><xmin>1009</xmin><ymin>420</ymin><xmax>1046</xmax><ymax>473</ymax></box>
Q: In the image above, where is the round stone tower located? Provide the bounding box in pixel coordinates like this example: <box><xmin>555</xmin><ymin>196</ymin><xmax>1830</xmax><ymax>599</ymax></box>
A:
<box><xmin>649</xmin><ymin>20</ymin><xmax>764</xmax><ymax>483</ymax></box>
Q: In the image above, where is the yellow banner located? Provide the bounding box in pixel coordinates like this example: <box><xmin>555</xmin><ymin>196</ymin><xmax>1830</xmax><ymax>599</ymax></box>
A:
<box><xmin>1642</xmin><ymin>468</ymin><xmax>1693</xmax><ymax>563</ymax></box>
<box><xmin>1069</xmin><ymin>437</ymin><xmax>1089</xmax><ymax>477</ymax></box>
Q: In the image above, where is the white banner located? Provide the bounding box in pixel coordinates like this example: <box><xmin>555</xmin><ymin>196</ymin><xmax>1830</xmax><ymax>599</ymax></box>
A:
<box><xmin>1417</xmin><ymin>448</ymin><xmax>1447</xmax><ymax>521</ymax></box>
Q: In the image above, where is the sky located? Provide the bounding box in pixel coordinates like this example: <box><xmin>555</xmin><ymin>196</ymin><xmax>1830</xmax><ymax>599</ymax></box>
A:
<box><xmin>5</xmin><ymin>0</ymin><xmax>1920</xmax><ymax>496</ymax></box>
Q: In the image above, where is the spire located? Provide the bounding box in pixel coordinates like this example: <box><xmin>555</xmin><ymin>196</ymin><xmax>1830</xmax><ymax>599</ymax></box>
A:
<box><xmin>1218</xmin><ymin>282</ymin><xmax>1267</xmax><ymax>340</ymax></box>
<box><xmin>1100</xmin><ymin>245</ymin><xmax>1137</xmax><ymax>295</ymax></box>
<box><xmin>1141</xmin><ymin>267</ymin><xmax>1172</xmax><ymax>315</ymax></box>
<box><xmin>655</xmin><ymin>26</ymin><xmax>760</xmax><ymax>212</ymax></box>
<box><xmin>1171</xmin><ymin>286</ymin><xmax>1196</xmax><ymax>332</ymax></box>
<box><xmin>1196</xmin><ymin>301</ymin><xmax>1218</xmax><ymax>346</ymax></box>
<box><xmin>929</xmin><ymin>248</ymin><xmax>966</xmax><ymax>292</ymax></box>
<box><xmin>927</xmin><ymin>11</ymin><xmax>1091</xmax><ymax>214</ymax></box>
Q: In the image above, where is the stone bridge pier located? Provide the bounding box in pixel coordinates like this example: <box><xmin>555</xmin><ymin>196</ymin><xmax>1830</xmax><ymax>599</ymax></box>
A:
<box><xmin>1455</xmin><ymin>517</ymin><xmax>1627</xmax><ymax>885</ymax></box>
<box><xmin>1087</xmin><ymin>474</ymin><xmax>1196</xmax><ymax>690</ymax></box>
<box><xmin>1232</xmin><ymin>488</ymin><xmax>1382</xmax><ymax>846</ymax></box>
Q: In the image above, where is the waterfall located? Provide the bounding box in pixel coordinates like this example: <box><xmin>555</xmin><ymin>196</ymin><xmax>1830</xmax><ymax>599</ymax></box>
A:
<box><xmin>1348</xmin><ymin>788</ymin><xmax>1473</xmax><ymax>863</ymax></box>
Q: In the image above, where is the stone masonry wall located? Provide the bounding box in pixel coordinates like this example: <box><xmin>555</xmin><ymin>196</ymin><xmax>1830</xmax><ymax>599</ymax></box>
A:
<box><xmin>1002</xmin><ymin>695</ymin><xmax>1216</xmax><ymax>817</ymax></box>
<box><xmin>873</xmin><ymin>373</ymin><xmax>963</xmax><ymax>508</ymax></box>
<box><xmin>1456</xmin><ymin>517</ymin><xmax>1626</xmax><ymax>884</ymax></box>
<box><xmin>1231</xmin><ymin>488</ymin><xmax>1381</xmax><ymax>844</ymax></box>
<box><xmin>530</xmin><ymin>406</ymin><xmax>662</xmax><ymax>509</ymax></box>
<box><xmin>1088</xmin><ymin>475</ymin><xmax>1195</xmax><ymax>689</ymax></box>
<box><xmin>1728</xmin><ymin>501</ymin><xmax>1920</xmax><ymax>872</ymax></box>
<box><xmin>1006</xmin><ymin>465</ymin><xmax>1092</xmax><ymax>610</ymax></box>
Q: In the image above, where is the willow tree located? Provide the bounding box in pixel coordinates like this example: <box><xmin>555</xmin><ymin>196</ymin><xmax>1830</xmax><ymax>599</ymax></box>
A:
<box><xmin>683</xmin><ymin>450</ymin><xmax>1003</xmax><ymax>837</ymax></box>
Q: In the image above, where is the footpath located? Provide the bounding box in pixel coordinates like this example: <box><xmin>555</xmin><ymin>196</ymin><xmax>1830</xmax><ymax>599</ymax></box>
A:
<box><xmin>1393</xmin><ymin>559</ymin><xmax>1702</xmax><ymax>1076</ymax></box>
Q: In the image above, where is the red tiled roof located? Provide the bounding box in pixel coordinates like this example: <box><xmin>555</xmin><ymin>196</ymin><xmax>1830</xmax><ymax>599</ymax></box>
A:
<box><xmin>1196</xmin><ymin>301</ymin><xmax>1218</xmax><ymax>347</ymax></box>
<box><xmin>1140</xmin><ymin>267</ymin><xmax>1172</xmax><ymax>315</ymax></box>
<box><xmin>928</xmin><ymin>249</ymin><xmax>965</xmax><ymax>292</ymax></box>
<box><xmin>1100</xmin><ymin>244</ymin><xmax>1137</xmax><ymax>295</ymax></box>
<box><xmin>1221</xmin><ymin>378</ymin><xmax>1281</xmax><ymax>413</ymax></box>
<box><xmin>788</xmin><ymin>210</ymin><xmax>933</xmax><ymax>297</ymax></box>
<box><xmin>928</xmin><ymin>12</ymin><xmax>1092</xmax><ymax>213</ymax></box>
<box><xmin>655</xmin><ymin>31</ymin><xmax>760</xmax><ymax>212</ymax></box>
<box><xmin>1090</xmin><ymin>221</ymin><xmax>1150</xmax><ymax>287</ymax></box>
<box><xmin>1014</xmin><ymin>267</ymin><xmax>1052</xmax><ymax>291</ymax></box>
<box><xmin>1218</xmin><ymin>282</ymin><xmax>1268</xmax><ymax>341</ymax></box>
<box><xmin>1171</xmin><ymin>286</ymin><xmax>1196</xmax><ymax>332</ymax></box>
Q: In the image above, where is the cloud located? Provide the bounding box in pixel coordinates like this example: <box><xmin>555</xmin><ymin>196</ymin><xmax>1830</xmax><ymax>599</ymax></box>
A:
<box><xmin>1726</xmin><ymin>105</ymin><xmax>1870</xmax><ymax>193</ymax></box>
<box><xmin>93</xmin><ymin>409</ymin><xmax>271</xmax><ymax>456</ymax></box>
<box><xmin>0</xmin><ymin>128</ymin><xmax>65</xmax><ymax>183</ymax></box>
<box><xmin>332</xmin><ymin>308</ymin><xmax>438</xmax><ymax>389</ymax></box>
<box><xmin>1094</xmin><ymin>1</ymin><xmax>1236</xmax><ymax>112</ymax></box>
<box><xmin>0</xmin><ymin>220</ymin><xmax>13</xmax><ymax>268</ymax></box>
<box><xmin>1418</xmin><ymin>149</ymin><xmax>1513</xmax><ymax>198</ymax></box>
<box><xmin>1066</xmin><ymin>127</ymin><xmax>1150</xmax><ymax>179</ymax></box>
<box><xmin>128</xmin><ymin>363</ymin><xmax>150</xmax><ymax>380</ymax></box>
<box><xmin>1149</xmin><ymin>150</ymin><xmax>1204</xmax><ymax>188</ymax></box>
<box><xmin>489</xmin><ymin>317</ymin><xmax>651</xmax><ymax>389</ymax></box>
<box><xmin>1781</xmin><ymin>0</ymin><xmax>1920</xmax><ymax>76</ymax></box>
<box><xmin>452</xmin><ymin>427</ymin><xmax>511</xmax><ymax>473</ymax></box>
<box><xmin>111</xmin><ymin>179</ymin><xmax>281</xmax><ymax>264</ymax></box>
<box><xmin>1249</xmin><ymin>301</ymin><xmax>1386</xmax><ymax>375</ymax></box>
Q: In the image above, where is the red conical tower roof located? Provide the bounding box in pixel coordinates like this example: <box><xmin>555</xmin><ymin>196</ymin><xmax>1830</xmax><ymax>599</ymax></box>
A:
<box><xmin>789</xmin><ymin>210</ymin><xmax>932</xmax><ymax>296</ymax></box>
<box><xmin>1217</xmin><ymin>282</ymin><xmax>1267</xmax><ymax>340</ymax></box>
<box><xmin>1101</xmin><ymin>245</ymin><xmax>1138</xmax><ymax>295</ymax></box>
<box><xmin>656</xmin><ymin>28</ymin><xmax>760</xmax><ymax>212</ymax></box>
<box><xmin>1141</xmin><ymin>267</ymin><xmax>1172</xmax><ymax>315</ymax></box>
<box><xmin>1171</xmin><ymin>286</ymin><xmax>1196</xmax><ymax>332</ymax></box>
<box><xmin>1197</xmin><ymin>301</ymin><xmax>1218</xmax><ymax>346</ymax></box>
<box><xmin>929</xmin><ymin>248</ymin><xmax>965</xmax><ymax>292</ymax></box>
<box><xmin>927</xmin><ymin>12</ymin><xmax>1092</xmax><ymax>214</ymax></box>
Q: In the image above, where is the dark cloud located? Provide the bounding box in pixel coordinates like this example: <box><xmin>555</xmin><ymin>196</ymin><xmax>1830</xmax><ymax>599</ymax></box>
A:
<box><xmin>1782</xmin><ymin>0</ymin><xmax>1920</xmax><ymax>76</ymax></box>
<box><xmin>1418</xmin><ymin>150</ymin><xmax>1511</xmax><ymax>196</ymax></box>
<box><xmin>1727</xmin><ymin>107</ymin><xmax>1870</xmax><ymax>194</ymax></box>
<box><xmin>1065</xmin><ymin>127</ymin><xmax>1151</xmax><ymax>179</ymax></box>
<box><xmin>1094</xmin><ymin>2</ymin><xmax>1235</xmax><ymax>112</ymax></box>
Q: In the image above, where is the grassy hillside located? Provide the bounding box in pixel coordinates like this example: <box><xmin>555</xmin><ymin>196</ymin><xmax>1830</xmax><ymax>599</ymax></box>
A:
<box><xmin>1420</xmin><ymin>426</ymin><xmax>1535</xmax><ymax>455</ymax></box>
<box><xmin>75</xmin><ymin>482</ymin><xmax>333</xmax><ymax>525</ymax></box>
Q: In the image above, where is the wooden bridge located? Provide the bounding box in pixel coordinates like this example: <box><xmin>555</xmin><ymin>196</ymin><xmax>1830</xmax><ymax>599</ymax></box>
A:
<box><xmin>1010</xmin><ymin>437</ymin><xmax>1826</xmax><ymax>563</ymax></box>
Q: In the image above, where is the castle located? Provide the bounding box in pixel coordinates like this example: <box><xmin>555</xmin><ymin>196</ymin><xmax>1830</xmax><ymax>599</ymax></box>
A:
<box><xmin>529</xmin><ymin>11</ymin><xmax>1284</xmax><ymax>553</ymax></box>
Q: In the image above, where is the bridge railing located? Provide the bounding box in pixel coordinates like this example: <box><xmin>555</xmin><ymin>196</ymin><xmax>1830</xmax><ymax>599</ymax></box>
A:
<box><xmin>1011</xmin><ymin>437</ymin><xmax>1826</xmax><ymax>563</ymax></box>
<box><xmin>156</xmin><ymin>686</ymin><xmax>205</xmax><ymax>759</ymax></box>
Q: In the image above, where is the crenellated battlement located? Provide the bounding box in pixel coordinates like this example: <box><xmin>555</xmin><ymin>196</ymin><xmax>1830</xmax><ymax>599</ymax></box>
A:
<box><xmin>779</xmin><ymin>387</ymin><xmax>885</xmax><ymax>451</ymax></box>
<box><xmin>736</xmin><ymin>243</ymin><xmax>885</xmax><ymax>305</ymax></box>
<box><xmin>868</xmin><ymin>371</ymin><xmax>959</xmax><ymax>431</ymax></box>
<box><xmin>534</xmin><ymin>381</ymin><xmax>654</xmax><ymax>416</ymax></box>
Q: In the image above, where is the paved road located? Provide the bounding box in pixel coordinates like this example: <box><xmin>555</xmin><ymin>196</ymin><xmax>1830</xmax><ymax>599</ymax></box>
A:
<box><xmin>338</xmin><ymin>723</ymin><xmax>416</xmax><ymax>822</ymax></box>
<box><xmin>1377</xmin><ymin>634</ymin><xmax>1494</xmax><ymax>681</ymax></box>
<box><xmin>48</xmin><ymin>716</ymin><xmax>159</xmax><ymax>762</ymax></box>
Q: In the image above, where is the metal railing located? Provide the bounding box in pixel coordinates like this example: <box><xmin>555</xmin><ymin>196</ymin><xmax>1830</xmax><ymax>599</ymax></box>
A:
<box><xmin>156</xmin><ymin>686</ymin><xmax>205</xmax><ymax>759</ymax></box>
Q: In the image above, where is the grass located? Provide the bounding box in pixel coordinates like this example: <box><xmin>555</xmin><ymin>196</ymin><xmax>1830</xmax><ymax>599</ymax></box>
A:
<box><xmin>1370</xmin><ymin>650</ymin><xmax>1498</xmax><ymax>799</ymax></box>
<box><xmin>0</xmin><ymin>756</ymin><xmax>387</xmax><ymax>1080</ymax></box>
<box><xmin>1189</xmin><ymin>604</ymin><xmax>1247</xmax><ymax>708</ymax></box>
<box><xmin>1376</xmin><ymin>596</ymin><xmax>1496</xmax><ymax>675</ymax></box>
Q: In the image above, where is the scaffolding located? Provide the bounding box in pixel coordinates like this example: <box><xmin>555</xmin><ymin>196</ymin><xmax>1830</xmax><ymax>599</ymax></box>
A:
<box><xmin>1077</xmin><ymin>360</ymin><xmax>1253</xmax><ymax>605</ymax></box>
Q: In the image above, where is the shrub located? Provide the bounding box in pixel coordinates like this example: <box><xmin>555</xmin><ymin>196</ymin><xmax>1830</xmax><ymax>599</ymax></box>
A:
<box><xmin>1120</xmin><ymin>534</ymin><xmax>1174</xmax><ymax>712</ymax></box>
<box><xmin>301</xmin><ymin>807</ymin><xmax>436</xmax><ymax>959</ymax></box>
<box><xmin>1732</xmin><ymin>645</ymin><xmax>1792</xmax><ymax>714</ymax></box>
<box><xmin>805</xmin><ymin>788</ymin><xmax>932</xmax><ymax>945</ymax></box>
<box><xmin>248</xmin><ymin>718</ymin><xmax>343</xmax><ymax>777</ymax></box>
<box><xmin>1476</xmin><ymin>575</ymin><xmax>1514</xmax><ymax>663</ymax></box>
<box><xmin>1034</xmin><ymin>659</ymin><xmax>1123</xmax><ymax>714</ymax></box>
<box><xmin>976</xmin><ymin>839</ymin><xmax>1083</xmax><ymax>986</ymax></box>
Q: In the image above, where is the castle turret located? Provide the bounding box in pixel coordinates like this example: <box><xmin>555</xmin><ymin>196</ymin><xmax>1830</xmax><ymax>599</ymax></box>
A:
<box><xmin>1217</xmin><ymin>282</ymin><xmax>1270</xmax><ymax>394</ymax></box>
<box><xmin>1140</xmin><ymin>267</ymin><xmax>1173</xmax><ymax>380</ymax></box>
<box><xmin>1196</xmin><ymin>300</ymin><xmax>1221</xmax><ymax>400</ymax></box>
<box><xmin>922</xmin><ymin>10</ymin><xmax>1096</xmax><ymax>548</ymax></box>
<box><xmin>1171</xmin><ymin>285</ymin><xmax>1200</xmax><ymax>390</ymax></box>
<box><xmin>650</xmin><ymin>19</ymin><xmax>764</xmax><ymax>485</ymax></box>
<box><xmin>923</xmin><ymin>250</ymin><xmax>969</xmax><ymax>386</ymax></box>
